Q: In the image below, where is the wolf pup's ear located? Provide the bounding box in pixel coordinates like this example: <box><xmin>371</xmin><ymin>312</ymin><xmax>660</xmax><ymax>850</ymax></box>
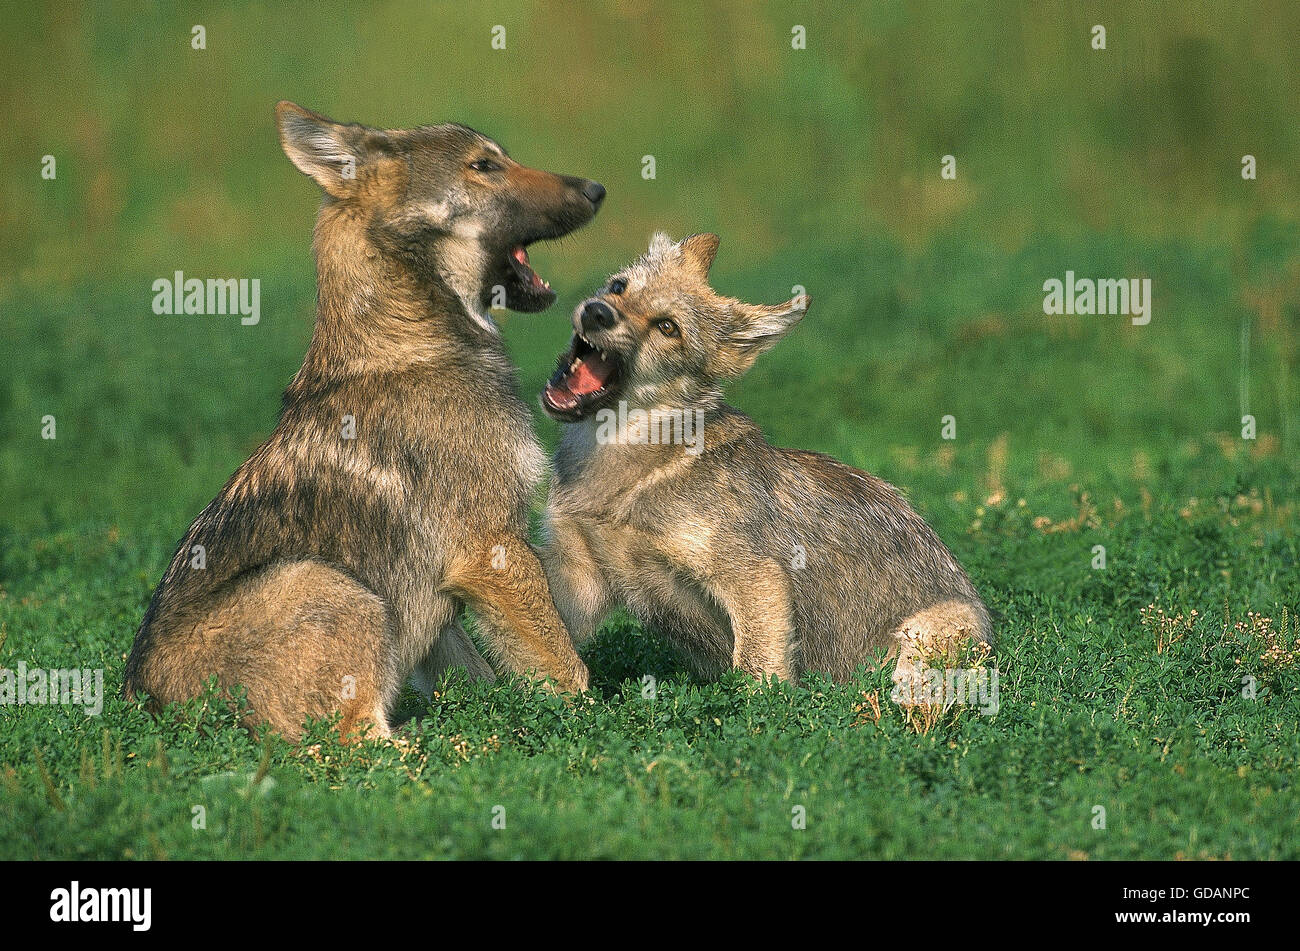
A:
<box><xmin>275</xmin><ymin>101</ymin><xmax>392</xmax><ymax>198</ymax></box>
<box><xmin>679</xmin><ymin>233</ymin><xmax>720</xmax><ymax>279</ymax></box>
<box><xmin>718</xmin><ymin>292</ymin><xmax>810</xmax><ymax>376</ymax></box>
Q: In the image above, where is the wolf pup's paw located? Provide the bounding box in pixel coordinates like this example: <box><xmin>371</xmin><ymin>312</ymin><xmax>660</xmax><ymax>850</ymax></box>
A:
<box><xmin>537</xmin><ymin>662</ymin><xmax>590</xmax><ymax>695</ymax></box>
<box><xmin>563</xmin><ymin>662</ymin><xmax>591</xmax><ymax>693</ymax></box>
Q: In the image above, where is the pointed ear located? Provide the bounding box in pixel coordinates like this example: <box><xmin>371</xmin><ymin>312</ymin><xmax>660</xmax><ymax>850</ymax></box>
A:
<box><xmin>275</xmin><ymin>101</ymin><xmax>390</xmax><ymax>197</ymax></box>
<box><xmin>679</xmin><ymin>233</ymin><xmax>720</xmax><ymax>279</ymax></box>
<box><xmin>718</xmin><ymin>293</ymin><xmax>810</xmax><ymax>376</ymax></box>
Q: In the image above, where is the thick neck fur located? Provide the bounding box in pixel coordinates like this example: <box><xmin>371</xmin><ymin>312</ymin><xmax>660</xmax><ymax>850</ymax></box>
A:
<box><xmin>292</xmin><ymin>200</ymin><xmax>501</xmax><ymax>387</ymax></box>
<box><xmin>555</xmin><ymin>395</ymin><xmax>753</xmax><ymax>503</ymax></box>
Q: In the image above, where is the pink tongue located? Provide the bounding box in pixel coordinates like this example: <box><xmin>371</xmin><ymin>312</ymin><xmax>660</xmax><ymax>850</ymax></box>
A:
<box><xmin>568</xmin><ymin>354</ymin><xmax>612</xmax><ymax>395</ymax></box>
<box><xmin>544</xmin><ymin>381</ymin><xmax>579</xmax><ymax>411</ymax></box>
<box><xmin>512</xmin><ymin>246</ymin><xmax>547</xmax><ymax>288</ymax></box>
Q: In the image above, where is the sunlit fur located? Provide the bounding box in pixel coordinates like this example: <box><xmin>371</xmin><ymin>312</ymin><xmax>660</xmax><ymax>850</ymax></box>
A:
<box><xmin>124</xmin><ymin>102</ymin><xmax>601</xmax><ymax>739</ymax></box>
<box><xmin>542</xmin><ymin>234</ymin><xmax>992</xmax><ymax>686</ymax></box>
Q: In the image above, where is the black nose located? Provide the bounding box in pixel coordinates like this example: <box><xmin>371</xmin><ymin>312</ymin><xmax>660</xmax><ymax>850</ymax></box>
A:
<box><xmin>581</xmin><ymin>299</ymin><xmax>616</xmax><ymax>333</ymax></box>
<box><xmin>581</xmin><ymin>180</ymin><xmax>606</xmax><ymax>208</ymax></box>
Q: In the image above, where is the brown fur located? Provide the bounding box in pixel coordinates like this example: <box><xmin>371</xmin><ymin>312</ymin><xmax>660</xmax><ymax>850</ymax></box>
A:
<box><xmin>123</xmin><ymin>102</ymin><xmax>604</xmax><ymax>739</ymax></box>
<box><xmin>539</xmin><ymin>233</ymin><xmax>991</xmax><ymax>688</ymax></box>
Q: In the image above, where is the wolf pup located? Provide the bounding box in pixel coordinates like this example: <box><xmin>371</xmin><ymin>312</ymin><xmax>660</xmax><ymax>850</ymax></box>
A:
<box><xmin>539</xmin><ymin>233</ymin><xmax>991</xmax><ymax>688</ymax></box>
<box><xmin>124</xmin><ymin>102</ymin><xmax>605</xmax><ymax>739</ymax></box>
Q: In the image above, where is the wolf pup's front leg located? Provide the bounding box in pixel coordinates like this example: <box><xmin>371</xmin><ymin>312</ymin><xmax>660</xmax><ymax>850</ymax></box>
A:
<box><xmin>702</xmin><ymin>556</ymin><xmax>796</xmax><ymax>681</ymax></box>
<box><xmin>540</xmin><ymin>513</ymin><xmax>613</xmax><ymax>646</ymax></box>
<box><xmin>446</xmin><ymin>536</ymin><xmax>590</xmax><ymax>692</ymax></box>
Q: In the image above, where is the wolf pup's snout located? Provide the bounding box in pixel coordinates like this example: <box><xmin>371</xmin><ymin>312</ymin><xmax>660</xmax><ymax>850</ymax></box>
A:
<box><xmin>580</xmin><ymin>298</ymin><xmax>618</xmax><ymax>333</ymax></box>
<box><xmin>577</xmin><ymin>179</ymin><xmax>606</xmax><ymax>209</ymax></box>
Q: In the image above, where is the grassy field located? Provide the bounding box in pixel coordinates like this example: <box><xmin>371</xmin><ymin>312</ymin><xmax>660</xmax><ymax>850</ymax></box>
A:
<box><xmin>2</xmin><ymin>1</ymin><xmax>1298</xmax><ymax>859</ymax></box>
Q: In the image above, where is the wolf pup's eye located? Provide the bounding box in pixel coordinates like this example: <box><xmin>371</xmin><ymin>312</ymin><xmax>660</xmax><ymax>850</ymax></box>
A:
<box><xmin>469</xmin><ymin>159</ymin><xmax>501</xmax><ymax>172</ymax></box>
<box><xmin>608</xmin><ymin>278</ymin><xmax>627</xmax><ymax>295</ymax></box>
<box><xmin>657</xmin><ymin>318</ymin><xmax>679</xmax><ymax>337</ymax></box>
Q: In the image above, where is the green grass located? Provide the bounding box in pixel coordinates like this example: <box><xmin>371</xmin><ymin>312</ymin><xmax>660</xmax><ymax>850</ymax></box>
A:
<box><xmin>2</xmin><ymin>0</ymin><xmax>1299</xmax><ymax>859</ymax></box>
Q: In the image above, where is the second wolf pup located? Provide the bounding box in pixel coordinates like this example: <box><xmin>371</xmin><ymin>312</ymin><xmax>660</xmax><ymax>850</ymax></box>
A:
<box><xmin>539</xmin><ymin>233</ymin><xmax>992</xmax><ymax>686</ymax></box>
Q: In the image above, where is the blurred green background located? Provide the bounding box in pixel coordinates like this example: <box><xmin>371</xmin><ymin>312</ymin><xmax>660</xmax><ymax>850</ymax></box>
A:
<box><xmin>3</xmin><ymin>0</ymin><xmax>1297</xmax><ymax>539</ymax></box>
<box><xmin>3</xmin><ymin>0</ymin><xmax>1299</xmax><ymax>862</ymax></box>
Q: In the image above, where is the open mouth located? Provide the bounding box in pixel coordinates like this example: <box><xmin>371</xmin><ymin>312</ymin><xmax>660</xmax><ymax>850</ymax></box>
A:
<box><xmin>508</xmin><ymin>244</ymin><xmax>551</xmax><ymax>294</ymax></box>
<box><xmin>541</xmin><ymin>333</ymin><xmax>624</xmax><ymax>419</ymax></box>
<box><xmin>498</xmin><ymin>240</ymin><xmax>559</xmax><ymax>312</ymax></box>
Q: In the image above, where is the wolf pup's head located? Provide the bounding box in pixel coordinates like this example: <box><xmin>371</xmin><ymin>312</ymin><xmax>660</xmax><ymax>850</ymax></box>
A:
<box><xmin>275</xmin><ymin>101</ymin><xmax>604</xmax><ymax>322</ymax></box>
<box><xmin>541</xmin><ymin>233</ymin><xmax>808</xmax><ymax>421</ymax></box>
